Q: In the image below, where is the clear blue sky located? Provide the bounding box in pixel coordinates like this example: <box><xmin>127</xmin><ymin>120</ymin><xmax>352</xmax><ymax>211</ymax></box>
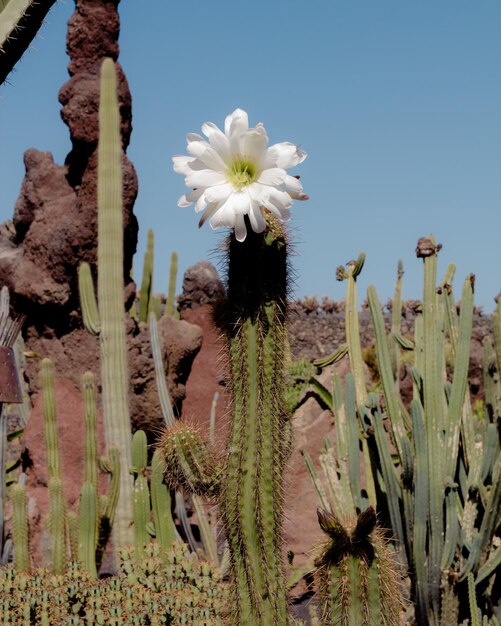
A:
<box><xmin>1</xmin><ymin>1</ymin><xmax>500</xmax><ymax>311</ymax></box>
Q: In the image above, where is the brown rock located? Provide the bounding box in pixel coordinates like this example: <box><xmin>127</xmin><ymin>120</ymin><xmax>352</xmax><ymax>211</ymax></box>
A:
<box><xmin>178</xmin><ymin>261</ymin><xmax>225</xmax><ymax>312</ymax></box>
<box><xmin>128</xmin><ymin>315</ymin><xmax>203</xmax><ymax>436</ymax></box>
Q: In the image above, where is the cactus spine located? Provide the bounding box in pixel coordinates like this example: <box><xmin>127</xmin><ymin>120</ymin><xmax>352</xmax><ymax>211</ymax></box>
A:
<box><xmin>315</xmin><ymin>506</ymin><xmax>401</xmax><ymax>626</ymax></box>
<box><xmin>97</xmin><ymin>58</ymin><xmax>134</xmax><ymax>550</ymax></box>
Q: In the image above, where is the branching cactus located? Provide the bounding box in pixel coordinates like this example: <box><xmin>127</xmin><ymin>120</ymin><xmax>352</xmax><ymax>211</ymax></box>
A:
<box><xmin>315</xmin><ymin>506</ymin><xmax>401</xmax><ymax>626</ymax></box>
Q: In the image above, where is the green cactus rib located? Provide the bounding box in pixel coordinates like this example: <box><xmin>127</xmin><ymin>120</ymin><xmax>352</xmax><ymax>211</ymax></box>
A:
<box><xmin>344</xmin><ymin>254</ymin><xmax>368</xmax><ymax>407</ymax></box>
<box><xmin>97</xmin><ymin>58</ymin><xmax>134</xmax><ymax>550</ymax></box>
<box><xmin>40</xmin><ymin>358</ymin><xmax>61</xmax><ymax>482</ymax></box>
<box><xmin>390</xmin><ymin>260</ymin><xmax>404</xmax><ymax>389</ymax></box>
<box><xmin>418</xmin><ymin>237</ymin><xmax>444</xmax><ymax>619</ymax></box>
<box><xmin>0</xmin><ymin>0</ymin><xmax>57</xmax><ymax>84</ymax></box>
<box><xmin>149</xmin><ymin>313</ymin><xmax>176</xmax><ymax>426</ymax></box>
<box><xmin>81</xmin><ymin>372</ymin><xmax>98</xmax><ymax>488</ymax></box>
<box><xmin>220</xmin><ymin>224</ymin><xmax>289</xmax><ymax>626</ymax></box>
<box><xmin>367</xmin><ymin>286</ymin><xmax>408</xmax><ymax>465</ymax></box>
<box><xmin>411</xmin><ymin>399</ymin><xmax>429</xmax><ymax>622</ymax></box>
<box><xmin>78</xmin><ymin>481</ymin><xmax>98</xmax><ymax>578</ymax></box>
<box><xmin>78</xmin><ymin>262</ymin><xmax>101</xmax><ymax>335</ymax></box>
<box><xmin>150</xmin><ymin>450</ymin><xmax>177</xmax><ymax>552</ymax></box>
<box><xmin>138</xmin><ymin>229</ymin><xmax>154</xmax><ymax>323</ymax></box>
<box><xmin>131</xmin><ymin>430</ymin><xmax>150</xmax><ymax>556</ymax></box>
<box><xmin>443</xmin><ymin>275</ymin><xmax>474</xmax><ymax>481</ymax></box>
<box><xmin>166</xmin><ymin>251</ymin><xmax>178</xmax><ymax>317</ymax></box>
<box><xmin>48</xmin><ymin>477</ymin><xmax>66</xmax><ymax>575</ymax></box>
<box><xmin>11</xmin><ymin>482</ymin><xmax>29</xmax><ymax>573</ymax></box>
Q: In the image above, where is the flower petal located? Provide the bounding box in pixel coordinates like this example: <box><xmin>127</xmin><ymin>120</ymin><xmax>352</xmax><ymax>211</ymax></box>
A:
<box><xmin>187</xmin><ymin>132</ymin><xmax>204</xmax><ymax>143</ymax></box>
<box><xmin>187</xmin><ymin>139</ymin><xmax>226</xmax><ymax>171</ymax></box>
<box><xmin>178</xmin><ymin>187</ymin><xmax>204</xmax><ymax>207</ymax></box>
<box><xmin>263</xmin><ymin>142</ymin><xmax>307</xmax><ymax>169</ymax></box>
<box><xmin>201</xmin><ymin>122</ymin><xmax>231</xmax><ymax>161</ymax></box>
<box><xmin>184</xmin><ymin>169</ymin><xmax>226</xmax><ymax>188</ymax></box>
<box><xmin>205</xmin><ymin>183</ymin><xmax>233</xmax><ymax>203</ymax></box>
<box><xmin>284</xmin><ymin>174</ymin><xmax>303</xmax><ymax>194</ymax></box>
<box><xmin>248</xmin><ymin>202</ymin><xmax>266</xmax><ymax>233</ymax></box>
<box><xmin>230</xmin><ymin>189</ymin><xmax>252</xmax><ymax>215</ymax></box>
<box><xmin>172</xmin><ymin>155</ymin><xmax>196</xmax><ymax>175</ymax></box>
<box><xmin>210</xmin><ymin>199</ymin><xmax>236</xmax><ymax>228</ymax></box>
<box><xmin>257</xmin><ymin>167</ymin><xmax>287</xmax><ymax>186</ymax></box>
<box><xmin>224</xmin><ymin>108</ymin><xmax>249</xmax><ymax>137</ymax></box>
<box><xmin>240</xmin><ymin>124</ymin><xmax>269</xmax><ymax>160</ymax></box>
<box><xmin>234</xmin><ymin>214</ymin><xmax>248</xmax><ymax>242</ymax></box>
<box><xmin>247</xmin><ymin>182</ymin><xmax>270</xmax><ymax>204</ymax></box>
<box><xmin>263</xmin><ymin>187</ymin><xmax>294</xmax><ymax>219</ymax></box>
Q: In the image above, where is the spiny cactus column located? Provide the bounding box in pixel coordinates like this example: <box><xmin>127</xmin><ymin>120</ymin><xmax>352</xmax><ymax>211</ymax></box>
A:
<box><xmin>97</xmin><ymin>57</ymin><xmax>134</xmax><ymax>550</ymax></box>
<box><xmin>219</xmin><ymin>219</ymin><xmax>290</xmax><ymax>626</ymax></box>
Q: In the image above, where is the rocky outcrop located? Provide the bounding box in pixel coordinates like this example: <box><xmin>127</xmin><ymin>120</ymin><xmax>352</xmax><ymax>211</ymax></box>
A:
<box><xmin>0</xmin><ymin>0</ymin><xmax>204</xmax><ymax>427</ymax></box>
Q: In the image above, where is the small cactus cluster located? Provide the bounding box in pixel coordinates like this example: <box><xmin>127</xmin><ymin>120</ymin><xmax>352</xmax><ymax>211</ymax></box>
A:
<box><xmin>0</xmin><ymin>542</ymin><xmax>228</xmax><ymax>624</ymax></box>
<box><xmin>158</xmin><ymin>421</ymin><xmax>222</xmax><ymax>497</ymax></box>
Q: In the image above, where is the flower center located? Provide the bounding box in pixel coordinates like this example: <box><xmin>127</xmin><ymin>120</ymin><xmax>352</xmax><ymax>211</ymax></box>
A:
<box><xmin>226</xmin><ymin>158</ymin><xmax>257</xmax><ymax>189</ymax></box>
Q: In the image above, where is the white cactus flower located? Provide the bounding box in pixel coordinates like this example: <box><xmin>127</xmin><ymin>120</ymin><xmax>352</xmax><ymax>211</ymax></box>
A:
<box><xmin>172</xmin><ymin>108</ymin><xmax>308</xmax><ymax>242</ymax></box>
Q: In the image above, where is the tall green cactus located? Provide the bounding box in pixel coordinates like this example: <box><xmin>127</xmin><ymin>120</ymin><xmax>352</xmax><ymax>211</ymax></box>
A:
<box><xmin>158</xmin><ymin>220</ymin><xmax>291</xmax><ymax>624</ymax></box>
<box><xmin>150</xmin><ymin>449</ymin><xmax>177</xmax><ymax>553</ymax></box>
<box><xmin>47</xmin><ymin>476</ymin><xmax>66</xmax><ymax>575</ymax></box>
<box><xmin>96</xmin><ymin>57</ymin><xmax>134</xmax><ymax>550</ymax></box>
<box><xmin>165</xmin><ymin>251</ymin><xmax>179</xmax><ymax>317</ymax></box>
<box><xmin>78</xmin><ymin>58</ymin><xmax>135</xmax><ymax>556</ymax></box>
<box><xmin>40</xmin><ymin>358</ymin><xmax>68</xmax><ymax>574</ymax></box>
<box><xmin>138</xmin><ymin>229</ymin><xmax>154</xmax><ymax>323</ymax></box>
<box><xmin>0</xmin><ymin>0</ymin><xmax>57</xmax><ymax>85</ymax></box>
<box><xmin>78</xmin><ymin>481</ymin><xmax>98</xmax><ymax>578</ymax></box>
<box><xmin>315</xmin><ymin>506</ymin><xmax>401</xmax><ymax>626</ymax></box>
<box><xmin>131</xmin><ymin>429</ymin><xmax>150</xmax><ymax>558</ymax></box>
<box><xmin>219</xmin><ymin>221</ymin><xmax>290</xmax><ymax>625</ymax></box>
